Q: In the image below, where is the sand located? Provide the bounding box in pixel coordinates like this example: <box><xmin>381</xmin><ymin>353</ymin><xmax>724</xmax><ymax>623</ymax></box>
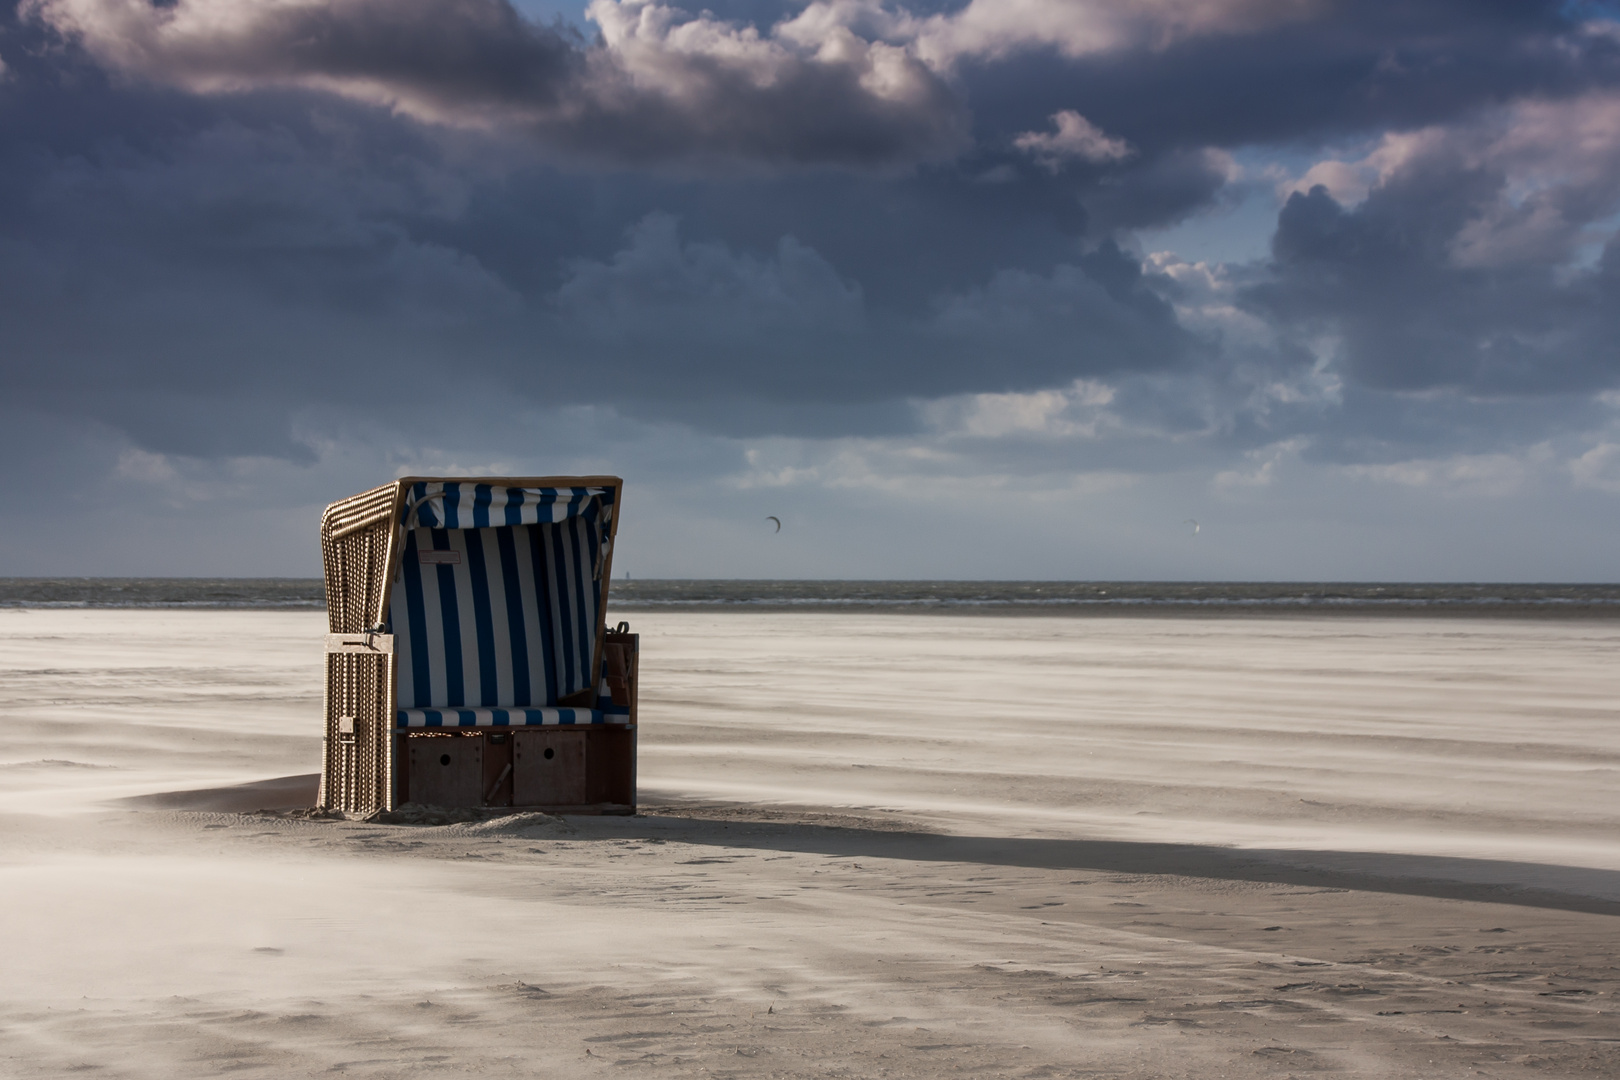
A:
<box><xmin>1</xmin><ymin>608</ymin><xmax>1616</xmax><ymax>1077</ymax></box>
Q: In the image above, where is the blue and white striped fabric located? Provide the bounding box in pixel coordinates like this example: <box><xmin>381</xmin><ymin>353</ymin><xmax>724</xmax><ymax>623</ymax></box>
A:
<box><xmin>400</xmin><ymin>481</ymin><xmax>612</xmax><ymax>531</ymax></box>
<box><xmin>397</xmin><ymin>707</ymin><xmax>622</xmax><ymax>728</ymax></box>
<box><xmin>391</xmin><ymin>518</ymin><xmax>602</xmax><ymax>710</ymax></box>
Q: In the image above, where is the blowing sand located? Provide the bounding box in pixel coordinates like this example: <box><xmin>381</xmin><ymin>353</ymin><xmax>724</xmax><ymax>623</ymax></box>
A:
<box><xmin>1</xmin><ymin>608</ymin><xmax>1616</xmax><ymax>1077</ymax></box>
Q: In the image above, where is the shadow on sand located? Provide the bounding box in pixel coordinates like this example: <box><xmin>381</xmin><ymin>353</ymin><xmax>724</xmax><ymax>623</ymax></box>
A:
<box><xmin>620</xmin><ymin>808</ymin><xmax>1620</xmax><ymax>917</ymax></box>
<box><xmin>118</xmin><ymin>775</ymin><xmax>1620</xmax><ymax>917</ymax></box>
<box><xmin>118</xmin><ymin>773</ymin><xmax>322</xmax><ymax>814</ymax></box>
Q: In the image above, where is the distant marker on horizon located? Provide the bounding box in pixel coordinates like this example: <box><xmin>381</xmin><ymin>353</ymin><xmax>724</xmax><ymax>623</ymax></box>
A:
<box><xmin>1183</xmin><ymin>518</ymin><xmax>1200</xmax><ymax>535</ymax></box>
<box><xmin>766</xmin><ymin>515</ymin><xmax>782</xmax><ymax>533</ymax></box>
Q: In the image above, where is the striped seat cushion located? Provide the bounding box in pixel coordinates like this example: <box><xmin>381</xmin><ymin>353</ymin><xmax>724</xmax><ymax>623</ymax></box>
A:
<box><xmin>391</xmin><ymin>518</ymin><xmax>601</xmax><ymax>710</ymax></box>
<box><xmin>397</xmin><ymin>707</ymin><xmax>628</xmax><ymax>728</ymax></box>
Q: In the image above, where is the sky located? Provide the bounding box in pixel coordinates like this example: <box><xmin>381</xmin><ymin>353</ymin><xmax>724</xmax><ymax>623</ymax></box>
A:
<box><xmin>4</xmin><ymin>0</ymin><xmax>1620</xmax><ymax>580</ymax></box>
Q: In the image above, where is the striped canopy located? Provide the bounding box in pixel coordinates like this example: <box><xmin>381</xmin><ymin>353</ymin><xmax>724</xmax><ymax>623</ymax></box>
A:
<box><xmin>400</xmin><ymin>481</ymin><xmax>613</xmax><ymax>530</ymax></box>
<box><xmin>387</xmin><ymin>482</ymin><xmax>615</xmax><ymax>715</ymax></box>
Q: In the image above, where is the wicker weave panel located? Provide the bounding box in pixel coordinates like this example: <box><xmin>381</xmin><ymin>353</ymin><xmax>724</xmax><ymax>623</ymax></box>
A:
<box><xmin>324</xmin><ymin>482</ymin><xmax>398</xmax><ymax>539</ymax></box>
<box><xmin>319</xmin><ymin>648</ymin><xmax>396</xmax><ymax>813</ymax></box>
<box><xmin>320</xmin><ymin>482</ymin><xmax>400</xmax><ymax>634</ymax></box>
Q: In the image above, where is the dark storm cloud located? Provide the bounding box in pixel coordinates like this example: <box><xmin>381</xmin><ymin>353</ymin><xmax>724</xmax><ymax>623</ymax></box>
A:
<box><xmin>0</xmin><ymin>120</ymin><xmax>1196</xmax><ymax>452</ymax></box>
<box><xmin>23</xmin><ymin>0</ymin><xmax>966</xmax><ymax>167</ymax></box>
<box><xmin>1245</xmin><ymin>97</ymin><xmax>1620</xmax><ymax>407</ymax></box>
<box><xmin>963</xmin><ymin>3</ymin><xmax>1620</xmax><ymax>151</ymax></box>
<box><xmin>529</xmin><ymin>217</ymin><xmax>1193</xmax><ymax>426</ymax></box>
<box><xmin>3</xmin><ymin>0</ymin><xmax>1620</xmax><ymax>471</ymax></box>
<box><xmin>31</xmin><ymin>0</ymin><xmax>1619</xmax><ymax>172</ymax></box>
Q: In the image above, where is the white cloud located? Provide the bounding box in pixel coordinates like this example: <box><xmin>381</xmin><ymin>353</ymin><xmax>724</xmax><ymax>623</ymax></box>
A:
<box><xmin>920</xmin><ymin>379</ymin><xmax>1118</xmax><ymax>439</ymax></box>
<box><xmin>1278</xmin><ymin>94</ymin><xmax>1620</xmax><ymax>269</ymax></box>
<box><xmin>115</xmin><ymin>448</ymin><xmax>178</xmax><ymax>484</ymax></box>
<box><xmin>1340</xmin><ymin>448</ymin><xmax>1552</xmax><ymax>497</ymax></box>
<box><xmin>1570</xmin><ymin>442</ymin><xmax>1620</xmax><ymax>493</ymax></box>
<box><xmin>1447</xmin><ymin>93</ymin><xmax>1620</xmax><ymax>269</ymax></box>
<box><xmin>1145</xmin><ymin>253</ymin><xmax>1275</xmax><ymax>351</ymax></box>
<box><xmin>901</xmin><ymin>0</ymin><xmax>1322</xmax><ymax>68</ymax></box>
<box><xmin>1213</xmin><ymin>437</ymin><xmax>1305</xmax><ymax>489</ymax></box>
<box><xmin>1014</xmin><ymin>110</ymin><xmax>1133</xmax><ymax>170</ymax></box>
<box><xmin>1277</xmin><ymin>130</ymin><xmax>1437</xmax><ymax>207</ymax></box>
<box><xmin>111</xmin><ymin>444</ymin><xmax>305</xmax><ymax>506</ymax></box>
<box><xmin>727</xmin><ymin>430</ymin><xmax>1137</xmax><ymax>501</ymax></box>
<box><xmin>586</xmin><ymin>0</ymin><xmax>938</xmax><ymax>110</ymax></box>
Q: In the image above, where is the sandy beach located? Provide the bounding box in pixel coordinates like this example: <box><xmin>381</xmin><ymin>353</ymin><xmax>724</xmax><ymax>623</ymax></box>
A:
<box><xmin>2</xmin><ymin>608</ymin><xmax>1616</xmax><ymax>1077</ymax></box>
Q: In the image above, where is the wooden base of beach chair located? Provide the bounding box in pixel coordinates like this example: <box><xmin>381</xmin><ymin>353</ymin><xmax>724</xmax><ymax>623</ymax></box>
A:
<box><xmin>406</xmin><ymin>735</ymin><xmax>485</xmax><ymax>808</ymax></box>
<box><xmin>399</xmin><ymin>727</ymin><xmax>635</xmax><ymax>813</ymax></box>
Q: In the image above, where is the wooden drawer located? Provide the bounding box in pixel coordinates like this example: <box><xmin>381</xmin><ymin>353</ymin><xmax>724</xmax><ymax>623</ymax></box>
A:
<box><xmin>513</xmin><ymin>729</ymin><xmax>587</xmax><ymax>806</ymax></box>
<box><xmin>407</xmin><ymin>736</ymin><xmax>483</xmax><ymax>807</ymax></box>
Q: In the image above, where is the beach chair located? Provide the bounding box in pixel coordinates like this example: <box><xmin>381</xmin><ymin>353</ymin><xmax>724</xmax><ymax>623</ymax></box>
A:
<box><xmin>316</xmin><ymin>477</ymin><xmax>636</xmax><ymax>815</ymax></box>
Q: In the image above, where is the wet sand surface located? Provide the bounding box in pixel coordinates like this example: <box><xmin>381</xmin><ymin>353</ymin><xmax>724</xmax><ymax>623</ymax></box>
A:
<box><xmin>1</xmin><ymin>609</ymin><xmax>1617</xmax><ymax>1078</ymax></box>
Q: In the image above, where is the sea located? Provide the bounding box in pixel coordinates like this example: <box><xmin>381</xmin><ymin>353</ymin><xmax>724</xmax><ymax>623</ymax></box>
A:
<box><xmin>3</xmin><ymin>578</ymin><xmax>1619</xmax><ymax>616</ymax></box>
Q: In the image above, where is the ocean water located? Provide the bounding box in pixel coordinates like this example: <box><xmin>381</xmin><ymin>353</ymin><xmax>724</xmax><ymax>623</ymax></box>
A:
<box><xmin>611</xmin><ymin>579</ymin><xmax>1620</xmax><ymax>614</ymax></box>
<box><xmin>0</xmin><ymin>578</ymin><xmax>326</xmax><ymax>609</ymax></box>
<box><xmin>2</xmin><ymin>577</ymin><xmax>1618</xmax><ymax>615</ymax></box>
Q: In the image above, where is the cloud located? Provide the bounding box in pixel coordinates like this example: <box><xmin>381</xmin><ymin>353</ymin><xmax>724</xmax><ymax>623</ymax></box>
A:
<box><xmin>1445</xmin><ymin>94</ymin><xmax>1620</xmax><ymax>269</ymax></box>
<box><xmin>26</xmin><ymin>0</ymin><xmax>967</xmax><ymax>167</ymax></box>
<box><xmin>918</xmin><ymin>379</ymin><xmax>1119</xmax><ymax>440</ymax></box>
<box><xmin>535</xmin><ymin>219</ymin><xmax>1197</xmax><ymax>424</ymax></box>
<box><xmin>1209</xmin><ymin>436</ymin><xmax>1310</xmax><ymax>489</ymax></box>
<box><xmin>1278</xmin><ymin>94</ymin><xmax>1620</xmax><ymax>268</ymax></box>
<box><xmin>0</xmin><ymin>98</ymin><xmax>1205</xmax><ymax>451</ymax></box>
<box><xmin>1277</xmin><ymin>132</ymin><xmax>1434</xmax><ymax>207</ymax></box>
<box><xmin>902</xmin><ymin>0</ymin><xmax>1324</xmax><ymax>69</ymax></box>
<box><xmin>924</xmin><ymin>241</ymin><xmax>1195</xmax><ymax>389</ymax></box>
<box><xmin>542</xmin><ymin>213</ymin><xmax>875</xmax><ymax>411</ymax></box>
<box><xmin>8</xmin><ymin>0</ymin><xmax>1620</xmax><ymax>580</ymax></box>
<box><xmin>1246</xmin><ymin>94</ymin><xmax>1620</xmax><ymax>401</ymax></box>
<box><xmin>553</xmin><ymin>213</ymin><xmax>863</xmax><ymax>339</ymax></box>
<box><xmin>1014</xmin><ymin>110</ymin><xmax>1133</xmax><ymax>170</ymax></box>
<box><xmin>34</xmin><ymin>0</ymin><xmax>1565</xmax><ymax>175</ymax></box>
<box><xmin>114</xmin><ymin>447</ymin><xmax>179</xmax><ymax>484</ymax></box>
<box><xmin>1339</xmin><ymin>448</ymin><xmax>1550</xmax><ymax>498</ymax></box>
<box><xmin>1569</xmin><ymin>440</ymin><xmax>1620</xmax><ymax>492</ymax></box>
